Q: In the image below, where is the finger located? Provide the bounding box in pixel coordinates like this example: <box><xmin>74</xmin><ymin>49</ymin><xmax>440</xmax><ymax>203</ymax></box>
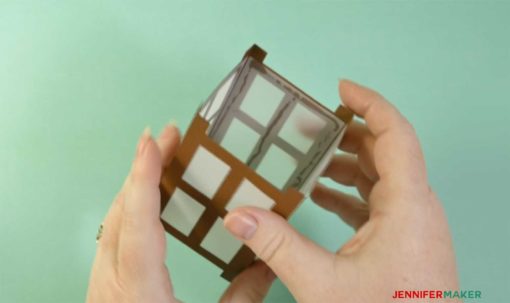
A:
<box><xmin>98</xmin><ymin>122</ymin><xmax>173</xmax><ymax>264</ymax></box>
<box><xmin>118</xmin><ymin>128</ymin><xmax>167</xmax><ymax>278</ymax></box>
<box><xmin>339</xmin><ymin>120</ymin><xmax>370</xmax><ymax>153</ymax></box>
<box><xmin>339</xmin><ymin>80</ymin><xmax>427</xmax><ymax>187</ymax></box>
<box><xmin>311</xmin><ymin>183</ymin><xmax>369</xmax><ymax>230</ymax></box>
<box><xmin>96</xmin><ymin>190</ymin><xmax>126</xmax><ymax>264</ymax></box>
<box><xmin>97</xmin><ymin>160</ymin><xmax>136</xmax><ymax>262</ymax></box>
<box><xmin>296</xmin><ymin>116</ymin><xmax>326</xmax><ymax>139</ymax></box>
<box><xmin>219</xmin><ymin>261</ymin><xmax>275</xmax><ymax>303</ymax></box>
<box><xmin>224</xmin><ymin>208</ymin><xmax>337</xmax><ymax>301</ymax></box>
<box><xmin>323</xmin><ymin>154</ymin><xmax>374</xmax><ymax>201</ymax></box>
<box><xmin>156</xmin><ymin>123</ymin><xmax>180</xmax><ymax>168</ymax></box>
<box><xmin>338</xmin><ymin>121</ymin><xmax>378</xmax><ymax>181</ymax></box>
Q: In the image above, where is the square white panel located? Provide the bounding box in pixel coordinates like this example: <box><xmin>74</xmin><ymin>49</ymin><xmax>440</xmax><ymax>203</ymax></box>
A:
<box><xmin>161</xmin><ymin>188</ymin><xmax>205</xmax><ymax>236</ymax></box>
<box><xmin>201</xmin><ymin>219</ymin><xmax>243</xmax><ymax>264</ymax></box>
<box><xmin>182</xmin><ymin>146</ymin><xmax>230</xmax><ymax>199</ymax></box>
<box><xmin>278</xmin><ymin>103</ymin><xmax>327</xmax><ymax>153</ymax></box>
<box><xmin>256</xmin><ymin>145</ymin><xmax>297</xmax><ymax>190</ymax></box>
<box><xmin>239</xmin><ymin>73</ymin><xmax>285</xmax><ymax>126</ymax></box>
<box><xmin>220</xmin><ymin>118</ymin><xmax>260</xmax><ymax>163</ymax></box>
<box><xmin>226</xmin><ymin>179</ymin><xmax>275</xmax><ymax>211</ymax></box>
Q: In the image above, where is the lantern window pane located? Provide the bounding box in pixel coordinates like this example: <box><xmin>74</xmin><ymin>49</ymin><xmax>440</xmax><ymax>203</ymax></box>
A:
<box><xmin>278</xmin><ymin>103</ymin><xmax>327</xmax><ymax>153</ymax></box>
<box><xmin>225</xmin><ymin>179</ymin><xmax>275</xmax><ymax>211</ymax></box>
<box><xmin>220</xmin><ymin>118</ymin><xmax>260</xmax><ymax>163</ymax></box>
<box><xmin>201</xmin><ymin>219</ymin><xmax>243</xmax><ymax>263</ymax></box>
<box><xmin>256</xmin><ymin>145</ymin><xmax>296</xmax><ymax>190</ymax></box>
<box><xmin>161</xmin><ymin>188</ymin><xmax>205</xmax><ymax>236</ymax></box>
<box><xmin>239</xmin><ymin>74</ymin><xmax>284</xmax><ymax>127</ymax></box>
<box><xmin>182</xmin><ymin>146</ymin><xmax>230</xmax><ymax>199</ymax></box>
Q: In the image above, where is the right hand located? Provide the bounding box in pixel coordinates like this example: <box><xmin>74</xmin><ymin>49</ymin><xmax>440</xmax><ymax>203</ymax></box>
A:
<box><xmin>223</xmin><ymin>80</ymin><xmax>460</xmax><ymax>302</ymax></box>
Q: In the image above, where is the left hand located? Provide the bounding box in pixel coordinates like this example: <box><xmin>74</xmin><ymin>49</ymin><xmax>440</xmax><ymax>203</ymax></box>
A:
<box><xmin>86</xmin><ymin>123</ymin><xmax>275</xmax><ymax>303</ymax></box>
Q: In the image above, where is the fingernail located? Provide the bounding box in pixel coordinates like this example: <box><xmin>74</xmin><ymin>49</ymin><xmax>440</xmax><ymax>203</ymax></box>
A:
<box><xmin>343</xmin><ymin>79</ymin><xmax>361</xmax><ymax>87</ymax></box>
<box><xmin>224</xmin><ymin>212</ymin><xmax>258</xmax><ymax>240</ymax></box>
<box><xmin>136</xmin><ymin>127</ymin><xmax>151</xmax><ymax>157</ymax></box>
<box><xmin>159</xmin><ymin>120</ymin><xmax>178</xmax><ymax>140</ymax></box>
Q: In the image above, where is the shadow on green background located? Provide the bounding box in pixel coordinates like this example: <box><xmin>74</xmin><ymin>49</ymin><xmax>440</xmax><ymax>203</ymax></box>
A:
<box><xmin>1</xmin><ymin>1</ymin><xmax>509</xmax><ymax>302</ymax></box>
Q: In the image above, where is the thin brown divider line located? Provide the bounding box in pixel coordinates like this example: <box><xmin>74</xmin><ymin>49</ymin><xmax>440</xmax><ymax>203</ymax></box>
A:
<box><xmin>210</xmin><ymin>169</ymin><xmax>244</xmax><ymax>216</ymax></box>
<box><xmin>195</xmin><ymin>118</ymin><xmax>305</xmax><ymax>218</ymax></box>
<box><xmin>272</xmin><ymin>188</ymin><xmax>303</xmax><ymax>218</ymax></box>
<box><xmin>174</xmin><ymin>180</ymin><xmax>212</xmax><ymax>208</ymax></box>
<box><xmin>334</xmin><ymin>105</ymin><xmax>354</xmax><ymax>124</ymax></box>
<box><xmin>160</xmin><ymin>120</ymin><xmax>201</xmax><ymax>210</ymax></box>
<box><xmin>222</xmin><ymin>246</ymin><xmax>256</xmax><ymax>281</ymax></box>
<box><xmin>161</xmin><ymin>179</ymin><xmax>228</xmax><ymax>270</ymax></box>
<box><xmin>159</xmin><ymin>116</ymin><xmax>231</xmax><ymax>272</ymax></box>
<box><xmin>187</xmin><ymin>205</ymin><xmax>219</xmax><ymax>248</ymax></box>
<box><xmin>161</xmin><ymin>219</ymin><xmax>227</xmax><ymax>270</ymax></box>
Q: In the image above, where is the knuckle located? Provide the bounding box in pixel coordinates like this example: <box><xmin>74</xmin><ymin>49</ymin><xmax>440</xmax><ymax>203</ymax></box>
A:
<box><xmin>258</xmin><ymin>232</ymin><xmax>288</xmax><ymax>264</ymax></box>
<box><xmin>396</xmin><ymin>120</ymin><xmax>420</xmax><ymax>144</ymax></box>
<box><xmin>372</xmin><ymin>90</ymin><xmax>385</xmax><ymax>102</ymax></box>
<box><xmin>246</xmin><ymin>286</ymin><xmax>267</xmax><ymax>303</ymax></box>
<box><xmin>111</xmin><ymin>268</ymin><xmax>132</xmax><ymax>299</ymax></box>
<box><xmin>121</xmin><ymin>213</ymin><xmax>139</xmax><ymax>232</ymax></box>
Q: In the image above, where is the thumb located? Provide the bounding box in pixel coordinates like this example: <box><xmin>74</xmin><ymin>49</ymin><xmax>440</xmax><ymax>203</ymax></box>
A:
<box><xmin>224</xmin><ymin>207</ymin><xmax>336</xmax><ymax>297</ymax></box>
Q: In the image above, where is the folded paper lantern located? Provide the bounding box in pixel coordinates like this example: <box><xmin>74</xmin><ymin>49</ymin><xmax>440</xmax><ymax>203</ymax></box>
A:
<box><xmin>159</xmin><ymin>45</ymin><xmax>353</xmax><ymax>281</ymax></box>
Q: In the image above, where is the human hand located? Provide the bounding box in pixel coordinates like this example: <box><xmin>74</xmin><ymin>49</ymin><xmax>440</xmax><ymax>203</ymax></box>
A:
<box><xmin>223</xmin><ymin>80</ymin><xmax>460</xmax><ymax>302</ymax></box>
<box><xmin>86</xmin><ymin>124</ymin><xmax>275</xmax><ymax>303</ymax></box>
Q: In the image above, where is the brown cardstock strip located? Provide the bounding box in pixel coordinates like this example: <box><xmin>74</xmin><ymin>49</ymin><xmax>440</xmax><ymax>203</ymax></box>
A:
<box><xmin>160</xmin><ymin>115</ymin><xmax>304</xmax><ymax>281</ymax></box>
<box><xmin>334</xmin><ymin>105</ymin><xmax>354</xmax><ymax>124</ymax></box>
<box><xmin>243</xmin><ymin>44</ymin><xmax>266</xmax><ymax>63</ymax></box>
<box><xmin>159</xmin><ymin>117</ymin><xmax>231</xmax><ymax>270</ymax></box>
<box><xmin>221</xmin><ymin>246</ymin><xmax>256</xmax><ymax>281</ymax></box>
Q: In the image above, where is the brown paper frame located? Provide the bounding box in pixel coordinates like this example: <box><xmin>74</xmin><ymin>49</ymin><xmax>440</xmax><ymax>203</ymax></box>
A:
<box><xmin>160</xmin><ymin>116</ymin><xmax>304</xmax><ymax>280</ymax></box>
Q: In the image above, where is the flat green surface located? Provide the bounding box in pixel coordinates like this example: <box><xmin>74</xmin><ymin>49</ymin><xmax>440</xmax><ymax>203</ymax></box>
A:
<box><xmin>1</xmin><ymin>1</ymin><xmax>509</xmax><ymax>302</ymax></box>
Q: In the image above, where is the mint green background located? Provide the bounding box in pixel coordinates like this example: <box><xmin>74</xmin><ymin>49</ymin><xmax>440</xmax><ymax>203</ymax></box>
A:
<box><xmin>1</xmin><ymin>1</ymin><xmax>509</xmax><ymax>302</ymax></box>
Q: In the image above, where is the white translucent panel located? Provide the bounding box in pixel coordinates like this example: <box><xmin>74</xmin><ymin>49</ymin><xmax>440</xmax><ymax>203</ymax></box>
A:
<box><xmin>199</xmin><ymin>72</ymin><xmax>236</xmax><ymax>121</ymax></box>
<box><xmin>239</xmin><ymin>74</ymin><xmax>285</xmax><ymax>126</ymax></box>
<box><xmin>182</xmin><ymin>146</ymin><xmax>230</xmax><ymax>199</ymax></box>
<box><xmin>256</xmin><ymin>145</ymin><xmax>297</xmax><ymax>190</ymax></box>
<box><xmin>300</xmin><ymin>134</ymin><xmax>343</xmax><ymax>195</ymax></box>
<box><xmin>220</xmin><ymin>118</ymin><xmax>260</xmax><ymax>163</ymax></box>
<box><xmin>201</xmin><ymin>218</ymin><xmax>243</xmax><ymax>263</ymax></box>
<box><xmin>278</xmin><ymin>103</ymin><xmax>327</xmax><ymax>153</ymax></box>
<box><xmin>225</xmin><ymin>179</ymin><xmax>275</xmax><ymax>211</ymax></box>
<box><xmin>161</xmin><ymin>188</ymin><xmax>206</xmax><ymax>236</ymax></box>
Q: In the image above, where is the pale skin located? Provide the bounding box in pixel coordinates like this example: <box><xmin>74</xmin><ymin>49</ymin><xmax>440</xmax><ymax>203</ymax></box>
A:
<box><xmin>86</xmin><ymin>80</ymin><xmax>459</xmax><ymax>303</ymax></box>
